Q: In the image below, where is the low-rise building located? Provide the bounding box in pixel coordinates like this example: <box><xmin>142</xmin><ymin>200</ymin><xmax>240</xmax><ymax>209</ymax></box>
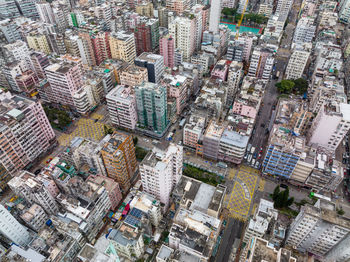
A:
<box><xmin>108</xmin><ymin>223</ymin><xmax>144</xmax><ymax>260</ymax></box>
<box><xmin>173</xmin><ymin>176</ymin><xmax>226</xmax><ymax>218</ymax></box>
<box><xmin>183</xmin><ymin>114</ymin><xmax>206</xmax><ymax>149</ymax></box>
<box><xmin>8</xmin><ymin>171</ymin><xmax>59</xmax><ymax>214</ymax></box>
<box><xmin>129</xmin><ymin>191</ymin><xmax>162</xmax><ymax>226</ymax></box>
<box><xmin>240</xmin><ymin>237</ymin><xmax>297</xmax><ymax>262</ymax></box>
<box><xmin>218</xmin><ymin>127</ymin><xmax>249</xmax><ymax>164</ymax></box>
<box><xmin>169</xmin><ymin>208</ymin><xmax>221</xmax><ymax>261</ymax></box>
<box><xmin>119</xmin><ymin>64</ymin><xmax>148</xmax><ymax>87</ymax></box>
<box><xmin>243</xmin><ymin>199</ymin><xmax>278</xmax><ymax>243</ymax></box>
<box><xmin>20</xmin><ymin>204</ymin><xmax>48</xmax><ymax>232</ymax></box>
<box><xmin>87</xmin><ymin>175</ymin><xmax>123</xmax><ymax>210</ymax></box>
<box><xmin>56</xmin><ymin>177</ymin><xmax>111</xmax><ymax>242</ymax></box>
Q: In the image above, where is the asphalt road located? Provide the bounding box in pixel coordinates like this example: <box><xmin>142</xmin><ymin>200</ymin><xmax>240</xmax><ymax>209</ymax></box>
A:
<box><xmin>215</xmin><ymin>218</ymin><xmax>244</xmax><ymax>262</ymax></box>
<box><xmin>246</xmin><ymin>0</ymin><xmax>302</xmax><ymax>168</ymax></box>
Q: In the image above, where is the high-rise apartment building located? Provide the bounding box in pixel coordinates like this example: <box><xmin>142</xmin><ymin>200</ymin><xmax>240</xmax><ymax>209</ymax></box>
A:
<box><xmin>140</xmin><ymin>143</ymin><xmax>183</xmax><ymax>208</ymax></box>
<box><xmin>134</xmin><ymin>52</ymin><xmax>164</xmax><ymax>83</ymax></box>
<box><xmin>106</xmin><ymin>85</ymin><xmax>138</xmax><ymax>130</ymax></box>
<box><xmin>0</xmin><ymin>19</ymin><xmax>21</xmax><ymax>43</ymax></box>
<box><xmin>100</xmin><ymin>132</ymin><xmax>137</xmax><ymax>192</ymax></box>
<box><xmin>91</xmin><ymin>32</ymin><xmax>111</xmax><ymax>66</ymax></box>
<box><xmin>135</xmin><ymin>82</ymin><xmax>168</xmax><ymax>135</ymax></box>
<box><xmin>8</xmin><ymin>170</ymin><xmax>59</xmax><ymax>214</ymax></box>
<box><xmin>227</xmin><ymin>61</ymin><xmax>243</xmax><ymax>105</ymax></box>
<box><xmin>248</xmin><ymin>47</ymin><xmax>274</xmax><ymax>81</ymax></box>
<box><xmin>159</xmin><ymin>35</ymin><xmax>175</xmax><ymax>68</ymax></box>
<box><xmin>293</xmin><ymin>17</ymin><xmax>316</xmax><ymax>44</ymax></box>
<box><xmin>209</xmin><ymin>0</ymin><xmax>222</xmax><ymax>33</ymax></box>
<box><xmin>94</xmin><ymin>3</ymin><xmax>112</xmax><ymax>24</ymax></box>
<box><xmin>275</xmin><ymin>0</ymin><xmax>293</xmax><ymax>17</ymax></box>
<box><xmin>30</xmin><ymin>51</ymin><xmax>50</xmax><ymax>79</ymax></box>
<box><xmin>191</xmin><ymin>4</ymin><xmax>205</xmax><ymax>50</ymax></box>
<box><xmin>0</xmin><ymin>0</ymin><xmax>20</xmax><ymax>19</ymax></box>
<box><xmin>286</xmin><ymin>199</ymin><xmax>350</xmax><ymax>258</ymax></box>
<box><xmin>0</xmin><ymin>90</ymin><xmax>55</xmax><ymax>174</ymax></box>
<box><xmin>135</xmin><ymin>2</ymin><xmax>154</xmax><ymax>17</ymax></box>
<box><xmin>27</xmin><ymin>33</ymin><xmax>52</xmax><ymax>54</ymax></box>
<box><xmin>285</xmin><ymin>50</ymin><xmax>310</xmax><ymax>80</ymax></box>
<box><xmin>35</xmin><ymin>1</ymin><xmax>55</xmax><ymax>24</ymax></box>
<box><xmin>0</xmin><ymin>204</ymin><xmax>32</xmax><ymax>246</ymax></box>
<box><xmin>3</xmin><ymin>40</ymin><xmax>33</xmax><ymax>71</ymax></box>
<box><xmin>2</xmin><ymin>61</ymin><xmax>26</xmax><ymax>92</ymax></box>
<box><xmin>135</xmin><ymin>18</ymin><xmax>160</xmax><ymax>55</ymax></box>
<box><xmin>109</xmin><ymin>31</ymin><xmax>136</xmax><ymax>63</ymax></box>
<box><xmin>168</xmin><ymin>17</ymin><xmax>195</xmax><ymax>61</ymax></box>
<box><xmin>87</xmin><ymin>175</ymin><xmax>123</xmax><ymax>210</ymax></box>
<box><xmin>16</xmin><ymin>0</ymin><xmax>39</xmax><ymax>19</ymax></box>
<box><xmin>308</xmin><ymin>103</ymin><xmax>350</xmax><ymax>152</ymax></box>
<box><xmin>0</xmin><ymin>164</ymin><xmax>10</xmax><ymax>193</ymax></box>
<box><xmin>45</xmin><ymin>59</ymin><xmax>83</xmax><ymax>107</ymax></box>
<box><xmin>77</xmin><ymin>32</ymin><xmax>97</xmax><ymax>67</ymax></box>
<box><xmin>339</xmin><ymin>0</ymin><xmax>350</xmax><ymax>24</ymax></box>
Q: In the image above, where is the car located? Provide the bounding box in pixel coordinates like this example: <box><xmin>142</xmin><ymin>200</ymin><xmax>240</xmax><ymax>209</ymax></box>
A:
<box><xmin>255</xmin><ymin>161</ymin><xmax>260</xmax><ymax>169</ymax></box>
<box><xmin>251</xmin><ymin>159</ymin><xmax>256</xmax><ymax>166</ymax></box>
<box><xmin>178</xmin><ymin>141</ymin><xmax>182</xmax><ymax>145</ymax></box>
<box><xmin>253</xmin><ymin>152</ymin><xmax>257</xmax><ymax>159</ymax></box>
<box><xmin>258</xmin><ymin>153</ymin><xmax>262</xmax><ymax>159</ymax></box>
<box><xmin>247</xmin><ymin>154</ymin><xmax>252</xmax><ymax>163</ymax></box>
<box><xmin>34</xmin><ymin>169</ymin><xmax>41</xmax><ymax>175</ymax></box>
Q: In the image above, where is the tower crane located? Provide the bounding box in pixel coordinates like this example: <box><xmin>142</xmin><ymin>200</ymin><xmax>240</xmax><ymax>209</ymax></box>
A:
<box><xmin>235</xmin><ymin>0</ymin><xmax>249</xmax><ymax>39</ymax></box>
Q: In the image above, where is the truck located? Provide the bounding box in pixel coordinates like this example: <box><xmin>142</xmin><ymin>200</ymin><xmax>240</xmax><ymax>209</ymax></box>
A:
<box><xmin>179</xmin><ymin>118</ymin><xmax>186</xmax><ymax>129</ymax></box>
<box><xmin>167</xmin><ymin>132</ymin><xmax>174</xmax><ymax>141</ymax></box>
<box><xmin>275</xmin><ymin>71</ymin><xmax>280</xmax><ymax>79</ymax></box>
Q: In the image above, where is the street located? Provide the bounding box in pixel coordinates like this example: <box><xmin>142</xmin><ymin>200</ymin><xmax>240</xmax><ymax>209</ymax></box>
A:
<box><xmin>215</xmin><ymin>218</ymin><xmax>244</xmax><ymax>262</ymax></box>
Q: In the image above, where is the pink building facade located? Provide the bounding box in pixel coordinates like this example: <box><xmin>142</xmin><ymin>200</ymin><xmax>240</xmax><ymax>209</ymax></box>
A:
<box><xmin>45</xmin><ymin>61</ymin><xmax>83</xmax><ymax>107</ymax></box>
<box><xmin>232</xmin><ymin>102</ymin><xmax>257</xmax><ymax>119</ymax></box>
<box><xmin>159</xmin><ymin>35</ymin><xmax>175</xmax><ymax>68</ymax></box>
<box><xmin>87</xmin><ymin>175</ymin><xmax>123</xmax><ymax>210</ymax></box>
<box><xmin>211</xmin><ymin>60</ymin><xmax>229</xmax><ymax>81</ymax></box>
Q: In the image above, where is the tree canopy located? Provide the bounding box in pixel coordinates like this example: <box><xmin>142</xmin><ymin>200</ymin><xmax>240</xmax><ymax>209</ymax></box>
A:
<box><xmin>272</xmin><ymin>185</ymin><xmax>294</xmax><ymax>209</ymax></box>
<box><xmin>276</xmin><ymin>78</ymin><xmax>309</xmax><ymax>95</ymax></box>
<box><xmin>276</xmin><ymin>80</ymin><xmax>295</xmax><ymax>94</ymax></box>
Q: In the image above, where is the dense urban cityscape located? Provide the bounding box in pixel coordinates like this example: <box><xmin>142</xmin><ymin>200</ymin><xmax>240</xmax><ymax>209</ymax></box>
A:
<box><xmin>0</xmin><ymin>0</ymin><xmax>350</xmax><ymax>260</ymax></box>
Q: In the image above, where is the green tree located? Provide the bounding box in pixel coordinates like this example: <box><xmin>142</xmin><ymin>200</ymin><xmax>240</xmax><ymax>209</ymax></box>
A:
<box><xmin>104</xmin><ymin>125</ymin><xmax>113</xmax><ymax>135</ymax></box>
<box><xmin>276</xmin><ymin>80</ymin><xmax>295</xmax><ymax>94</ymax></box>
<box><xmin>272</xmin><ymin>186</ymin><xmax>294</xmax><ymax>209</ymax></box>
<box><xmin>292</xmin><ymin>78</ymin><xmax>308</xmax><ymax>94</ymax></box>
<box><xmin>272</xmin><ymin>186</ymin><xmax>280</xmax><ymax>201</ymax></box>
<box><xmin>135</xmin><ymin>146</ymin><xmax>148</xmax><ymax>161</ymax></box>
<box><xmin>337</xmin><ymin>208</ymin><xmax>345</xmax><ymax>216</ymax></box>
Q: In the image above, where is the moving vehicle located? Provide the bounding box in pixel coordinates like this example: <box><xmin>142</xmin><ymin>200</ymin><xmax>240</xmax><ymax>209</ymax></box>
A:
<box><xmin>217</xmin><ymin>162</ymin><xmax>228</xmax><ymax>168</ymax></box>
